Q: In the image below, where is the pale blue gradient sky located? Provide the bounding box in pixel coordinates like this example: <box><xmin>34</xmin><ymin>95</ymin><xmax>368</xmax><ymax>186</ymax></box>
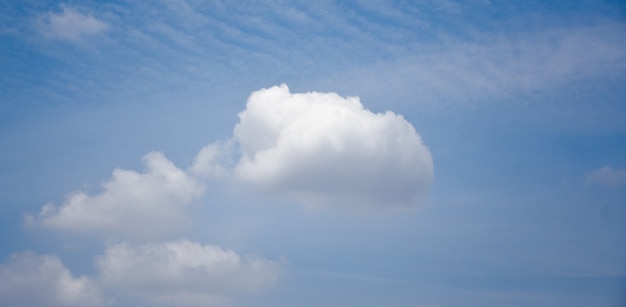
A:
<box><xmin>1</xmin><ymin>1</ymin><xmax>625</xmax><ymax>306</ymax></box>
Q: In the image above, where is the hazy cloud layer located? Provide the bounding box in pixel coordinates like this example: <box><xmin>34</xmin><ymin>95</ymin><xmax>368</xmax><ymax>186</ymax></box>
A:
<box><xmin>37</xmin><ymin>6</ymin><xmax>109</xmax><ymax>42</ymax></box>
<box><xmin>586</xmin><ymin>166</ymin><xmax>626</xmax><ymax>187</ymax></box>
<box><xmin>26</xmin><ymin>152</ymin><xmax>204</xmax><ymax>239</ymax></box>
<box><xmin>0</xmin><ymin>252</ymin><xmax>105</xmax><ymax>307</ymax></box>
<box><xmin>233</xmin><ymin>84</ymin><xmax>434</xmax><ymax>209</ymax></box>
<box><xmin>96</xmin><ymin>240</ymin><xmax>280</xmax><ymax>306</ymax></box>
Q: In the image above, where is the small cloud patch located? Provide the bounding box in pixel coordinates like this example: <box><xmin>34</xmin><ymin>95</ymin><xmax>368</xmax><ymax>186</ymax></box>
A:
<box><xmin>37</xmin><ymin>6</ymin><xmax>109</xmax><ymax>42</ymax></box>
<box><xmin>586</xmin><ymin>165</ymin><xmax>626</xmax><ymax>187</ymax></box>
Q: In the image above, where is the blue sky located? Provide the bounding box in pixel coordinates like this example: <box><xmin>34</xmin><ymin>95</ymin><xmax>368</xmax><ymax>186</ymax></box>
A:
<box><xmin>1</xmin><ymin>1</ymin><xmax>625</xmax><ymax>306</ymax></box>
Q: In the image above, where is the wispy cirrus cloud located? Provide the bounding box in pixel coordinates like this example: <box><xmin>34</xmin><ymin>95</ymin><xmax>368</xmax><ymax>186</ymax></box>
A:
<box><xmin>12</xmin><ymin>1</ymin><xmax>623</xmax><ymax>118</ymax></box>
<box><xmin>37</xmin><ymin>5</ymin><xmax>108</xmax><ymax>43</ymax></box>
<box><xmin>316</xmin><ymin>21</ymin><xmax>626</xmax><ymax>109</ymax></box>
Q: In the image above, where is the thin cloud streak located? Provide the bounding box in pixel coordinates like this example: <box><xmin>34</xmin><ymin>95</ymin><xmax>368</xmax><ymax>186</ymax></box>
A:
<box><xmin>37</xmin><ymin>5</ymin><xmax>109</xmax><ymax>42</ymax></box>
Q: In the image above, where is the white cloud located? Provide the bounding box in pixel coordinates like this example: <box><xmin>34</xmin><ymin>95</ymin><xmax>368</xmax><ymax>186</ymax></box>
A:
<box><xmin>586</xmin><ymin>166</ymin><xmax>626</xmax><ymax>187</ymax></box>
<box><xmin>189</xmin><ymin>141</ymin><xmax>234</xmax><ymax>178</ymax></box>
<box><xmin>0</xmin><ymin>252</ymin><xmax>105</xmax><ymax>307</ymax></box>
<box><xmin>28</xmin><ymin>85</ymin><xmax>433</xmax><ymax>235</ymax></box>
<box><xmin>233</xmin><ymin>84</ymin><xmax>434</xmax><ymax>210</ymax></box>
<box><xmin>26</xmin><ymin>152</ymin><xmax>204</xmax><ymax>239</ymax></box>
<box><xmin>38</xmin><ymin>6</ymin><xmax>109</xmax><ymax>42</ymax></box>
<box><xmin>96</xmin><ymin>240</ymin><xmax>280</xmax><ymax>306</ymax></box>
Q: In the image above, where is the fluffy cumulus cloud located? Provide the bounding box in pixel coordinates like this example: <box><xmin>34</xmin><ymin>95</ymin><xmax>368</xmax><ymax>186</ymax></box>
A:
<box><xmin>25</xmin><ymin>152</ymin><xmax>204</xmax><ymax>239</ymax></box>
<box><xmin>96</xmin><ymin>240</ymin><xmax>280</xmax><ymax>306</ymax></box>
<box><xmin>37</xmin><ymin>6</ymin><xmax>109</xmax><ymax>42</ymax></box>
<box><xmin>18</xmin><ymin>84</ymin><xmax>427</xmax><ymax>305</ymax></box>
<box><xmin>586</xmin><ymin>165</ymin><xmax>626</xmax><ymax>187</ymax></box>
<box><xmin>232</xmin><ymin>84</ymin><xmax>434</xmax><ymax>209</ymax></box>
<box><xmin>0</xmin><ymin>252</ymin><xmax>105</xmax><ymax>307</ymax></box>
